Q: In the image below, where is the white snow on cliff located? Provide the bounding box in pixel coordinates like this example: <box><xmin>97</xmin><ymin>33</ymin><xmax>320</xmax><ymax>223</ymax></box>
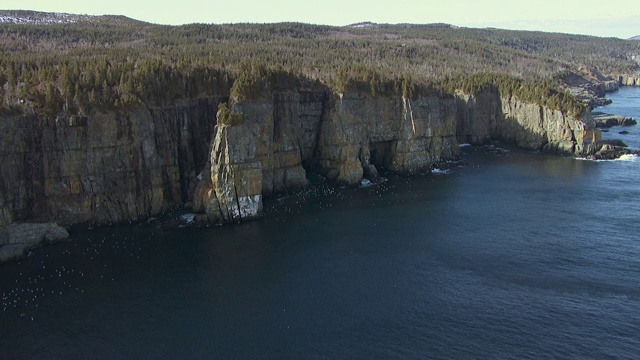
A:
<box><xmin>0</xmin><ymin>11</ymin><xmax>91</xmax><ymax>24</ymax></box>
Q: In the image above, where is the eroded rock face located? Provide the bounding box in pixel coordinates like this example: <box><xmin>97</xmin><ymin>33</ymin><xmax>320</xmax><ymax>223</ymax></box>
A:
<box><xmin>193</xmin><ymin>93</ymin><xmax>320</xmax><ymax>222</ymax></box>
<box><xmin>314</xmin><ymin>93</ymin><xmax>460</xmax><ymax>183</ymax></box>
<box><xmin>198</xmin><ymin>122</ymin><xmax>263</xmax><ymax>223</ymax></box>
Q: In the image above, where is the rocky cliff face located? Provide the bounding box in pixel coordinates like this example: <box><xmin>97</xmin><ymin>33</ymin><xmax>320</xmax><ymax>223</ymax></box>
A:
<box><xmin>0</xmin><ymin>98</ymin><xmax>221</xmax><ymax>228</ymax></box>
<box><xmin>314</xmin><ymin>93</ymin><xmax>460</xmax><ymax>182</ymax></box>
<box><xmin>191</xmin><ymin>88</ymin><xmax>600</xmax><ymax>224</ymax></box>
<box><xmin>619</xmin><ymin>75</ymin><xmax>640</xmax><ymax>86</ymax></box>
<box><xmin>1</xmin><ymin>89</ymin><xmax>602</xmax><ymax>260</ymax></box>
<box><xmin>457</xmin><ymin>90</ymin><xmax>601</xmax><ymax>154</ymax></box>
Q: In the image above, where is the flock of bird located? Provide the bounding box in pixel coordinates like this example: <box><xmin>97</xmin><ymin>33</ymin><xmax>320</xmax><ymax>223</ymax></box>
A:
<box><xmin>1</xmin><ymin>232</ymin><xmax>147</xmax><ymax>321</ymax></box>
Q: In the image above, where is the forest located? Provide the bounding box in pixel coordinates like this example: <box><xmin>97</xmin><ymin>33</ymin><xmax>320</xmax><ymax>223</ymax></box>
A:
<box><xmin>1</xmin><ymin>10</ymin><xmax>639</xmax><ymax>117</ymax></box>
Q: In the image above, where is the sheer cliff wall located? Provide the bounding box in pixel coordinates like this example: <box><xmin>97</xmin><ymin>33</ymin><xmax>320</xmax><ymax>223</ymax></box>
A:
<box><xmin>0</xmin><ymin>98</ymin><xmax>222</xmax><ymax>228</ymax></box>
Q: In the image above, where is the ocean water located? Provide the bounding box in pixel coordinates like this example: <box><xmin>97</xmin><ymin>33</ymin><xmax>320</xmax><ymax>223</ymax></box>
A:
<box><xmin>596</xmin><ymin>87</ymin><xmax>640</xmax><ymax>149</ymax></box>
<box><xmin>1</xmin><ymin>88</ymin><xmax>639</xmax><ymax>359</ymax></box>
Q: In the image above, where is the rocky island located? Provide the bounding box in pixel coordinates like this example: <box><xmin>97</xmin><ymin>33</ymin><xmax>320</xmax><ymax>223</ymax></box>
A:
<box><xmin>1</xmin><ymin>11</ymin><xmax>640</xmax><ymax>261</ymax></box>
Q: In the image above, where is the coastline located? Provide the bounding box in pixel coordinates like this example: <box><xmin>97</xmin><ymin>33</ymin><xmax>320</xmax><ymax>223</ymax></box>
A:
<box><xmin>1</xmin><ymin>74</ymin><xmax>638</xmax><ymax>263</ymax></box>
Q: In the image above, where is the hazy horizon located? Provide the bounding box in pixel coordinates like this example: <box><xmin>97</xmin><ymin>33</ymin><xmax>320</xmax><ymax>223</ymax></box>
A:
<box><xmin>2</xmin><ymin>0</ymin><xmax>639</xmax><ymax>39</ymax></box>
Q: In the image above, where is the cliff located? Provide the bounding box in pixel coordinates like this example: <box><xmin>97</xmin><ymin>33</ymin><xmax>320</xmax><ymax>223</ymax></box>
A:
<box><xmin>457</xmin><ymin>90</ymin><xmax>600</xmax><ymax>154</ymax></box>
<box><xmin>0</xmin><ymin>98</ymin><xmax>223</xmax><ymax>259</ymax></box>
<box><xmin>1</xmin><ymin>89</ymin><xmax>602</xmax><ymax>259</ymax></box>
<box><xmin>191</xmin><ymin>88</ymin><xmax>600</xmax><ymax>224</ymax></box>
<box><xmin>619</xmin><ymin>75</ymin><xmax>640</xmax><ymax>86</ymax></box>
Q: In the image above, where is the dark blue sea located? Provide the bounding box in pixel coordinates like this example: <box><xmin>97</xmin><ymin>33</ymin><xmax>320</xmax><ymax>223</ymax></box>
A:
<box><xmin>1</xmin><ymin>88</ymin><xmax>640</xmax><ymax>359</ymax></box>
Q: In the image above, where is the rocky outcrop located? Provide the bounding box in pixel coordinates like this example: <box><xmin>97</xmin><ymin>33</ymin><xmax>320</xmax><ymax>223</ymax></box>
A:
<box><xmin>592</xmin><ymin>113</ymin><xmax>637</xmax><ymax>128</ymax></box>
<box><xmin>587</xmin><ymin>144</ymin><xmax>640</xmax><ymax>160</ymax></box>
<box><xmin>559</xmin><ymin>69</ymin><xmax>619</xmax><ymax>107</ymax></box>
<box><xmin>192</xmin><ymin>92</ymin><xmax>320</xmax><ymax>223</ymax></box>
<box><xmin>193</xmin><ymin>122</ymin><xmax>264</xmax><ymax>223</ymax></box>
<box><xmin>0</xmin><ymin>222</ymin><xmax>68</xmax><ymax>262</ymax></box>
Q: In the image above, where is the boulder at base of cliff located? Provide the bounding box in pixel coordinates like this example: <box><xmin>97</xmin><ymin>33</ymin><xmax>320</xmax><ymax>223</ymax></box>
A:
<box><xmin>0</xmin><ymin>223</ymin><xmax>69</xmax><ymax>262</ymax></box>
<box><xmin>588</xmin><ymin>143</ymin><xmax>640</xmax><ymax>160</ymax></box>
<box><xmin>599</xmin><ymin>139</ymin><xmax>628</xmax><ymax>147</ymax></box>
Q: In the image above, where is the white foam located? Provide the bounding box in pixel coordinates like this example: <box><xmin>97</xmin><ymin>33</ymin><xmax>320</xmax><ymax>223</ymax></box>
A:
<box><xmin>360</xmin><ymin>178</ymin><xmax>374</xmax><ymax>187</ymax></box>
<box><xmin>458</xmin><ymin>143</ymin><xmax>472</xmax><ymax>147</ymax></box>
<box><xmin>614</xmin><ymin>154</ymin><xmax>638</xmax><ymax>162</ymax></box>
<box><xmin>575</xmin><ymin>154</ymin><xmax>638</xmax><ymax>162</ymax></box>
<box><xmin>431</xmin><ymin>168</ymin><xmax>451</xmax><ymax>175</ymax></box>
<box><xmin>180</xmin><ymin>213</ymin><xmax>196</xmax><ymax>224</ymax></box>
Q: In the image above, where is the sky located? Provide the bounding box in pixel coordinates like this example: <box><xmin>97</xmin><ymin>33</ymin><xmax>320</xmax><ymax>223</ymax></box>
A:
<box><xmin>3</xmin><ymin>0</ymin><xmax>639</xmax><ymax>39</ymax></box>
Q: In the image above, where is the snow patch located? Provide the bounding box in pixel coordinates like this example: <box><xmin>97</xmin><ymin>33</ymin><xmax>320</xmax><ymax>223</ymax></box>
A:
<box><xmin>0</xmin><ymin>12</ymin><xmax>91</xmax><ymax>24</ymax></box>
<box><xmin>575</xmin><ymin>154</ymin><xmax>638</xmax><ymax>162</ymax></box>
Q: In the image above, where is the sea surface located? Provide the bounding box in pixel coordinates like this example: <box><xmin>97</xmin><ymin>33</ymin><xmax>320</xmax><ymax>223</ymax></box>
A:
<box><xmin>1</xmin><ymin>88</ymin><xmax>640</xmax><ymax>359</ymax></box>
<box><xmin>597</xmin><ymin>87</ymin><xmax>640</xmax><ymax>149</ymax></box>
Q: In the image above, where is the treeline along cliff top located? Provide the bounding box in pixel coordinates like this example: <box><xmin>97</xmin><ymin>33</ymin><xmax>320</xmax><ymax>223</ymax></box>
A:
<box><xmin>1</xmin><ymin>10</ymin><xmax>639</xmax><ymax>116</ymax></box>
